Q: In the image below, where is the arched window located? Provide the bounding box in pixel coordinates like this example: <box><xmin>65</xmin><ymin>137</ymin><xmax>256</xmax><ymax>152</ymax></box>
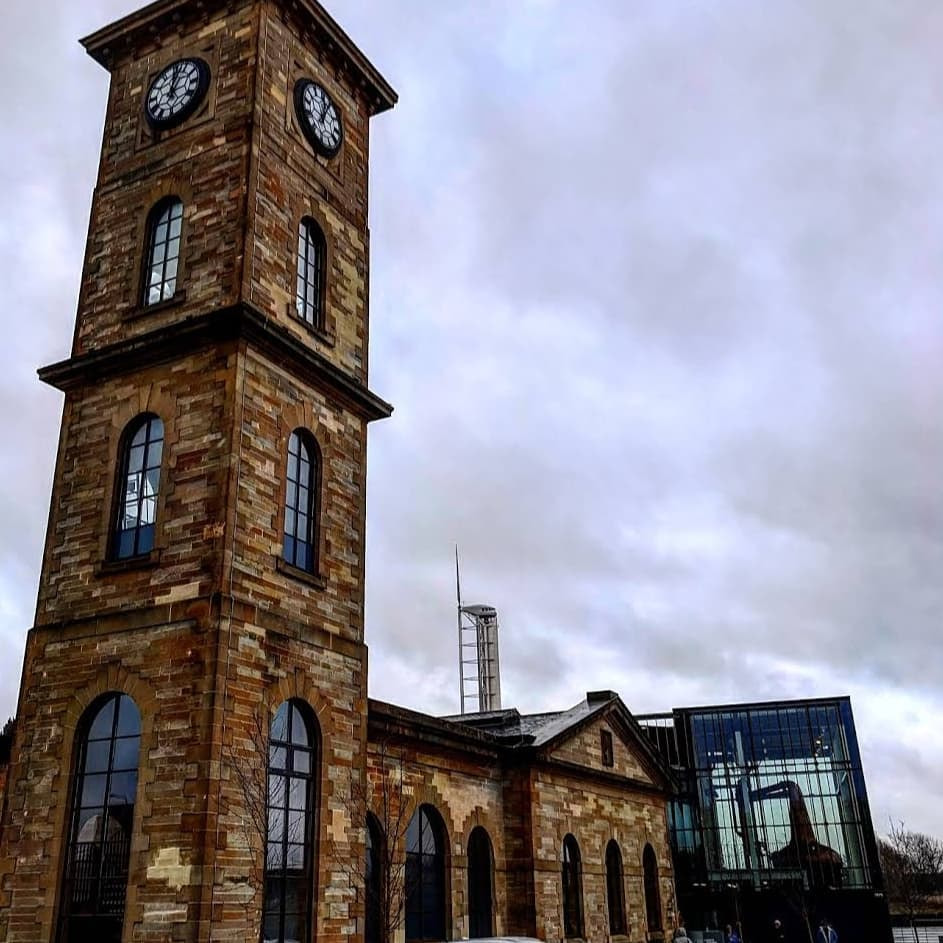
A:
<box><xmin>643</xmin><ymin>843</ymin><xmax>662</xmax><ymax>933</ymax></box>
<box><xmin>467</xmin><ymin>826</ymin><xmax>494</xmax><ymax>939</ymax></box>
<box><xmin>59</xmin><ymin>693</ymin><xmax>141</xmax><ymax>943</ymax></box>
<box><xmin>282</xmin><ymin>430</ymin><xmax>320</xmax><ymax>573</ymax></box>
<box><xmin>295</xmin><ymin>217</ymin><xmax>326</xmax><ymax>328</ymax></box>
<box><xmin>262</xmin><ymin>700</ymin><xmax>317</xmax><ymax>943</ymax></box>
<box><xmin>113</xmin><ymin>414</ymin><xmax>164</xmax><ymax>560</ymax></box>
<box><xmin>143</xmin><ymin>197</ymin><xmax>183</xmax><ymax>306</ymax></box>
<box><xmin>405</xmin><ymin>804</ymin><xmax>447</xmax><ymax>942</ymax></box>
<box><xmin>365</xmin><ymin>813</ymin><xmax>384</xmax><ymax>943</ymax></box>
<box><xmin>561</xmin><ymin>834</ymin><xmax>584</xmax><ymax>939</ymax></box>
<box><xmin>605</xmin><ymin>839</ymin><xmax>627</xmax><ymax>936</ymax></box>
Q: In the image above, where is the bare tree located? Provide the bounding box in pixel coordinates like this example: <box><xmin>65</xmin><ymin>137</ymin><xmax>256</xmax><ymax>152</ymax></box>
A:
<box><xmin>332</xmin><ymin>740</ymin><xmax>417</xmax><ymax>943</ymax></box>
<box><xmin>225</xmin><ymin>709</ymin><xmax>307</xmax><ymax>931</ymax></box>
<box><xmin>227</xmin><ymin>711</ymin><xmax>270</xmax><ymax>898</ymax></box>
<box><xmin>879</xmin><ymin>822</ymin><xmax>943</xmax><ymax>941</ymax></box>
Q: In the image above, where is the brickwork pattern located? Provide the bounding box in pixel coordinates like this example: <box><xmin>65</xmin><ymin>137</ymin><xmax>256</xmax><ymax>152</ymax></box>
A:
<box><xmin>550</xmin><ymin>718</ymin><xmax>655</xmax><ymax>785</ymax></box>
<box><xmin>531</xmin><ymin>768</ymin><xmax>676</xmax><ymax>943</ymax></box>
<box><xmin>367</xmin><ymin>709</ymin><xmax>677</xmax><ymax>943</ymax></box>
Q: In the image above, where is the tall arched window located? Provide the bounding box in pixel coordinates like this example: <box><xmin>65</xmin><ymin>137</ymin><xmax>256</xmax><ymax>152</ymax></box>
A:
<box><xmin>143</xmin><ymin>197</ymin><xmax>183</xmax><ymax>306</ymax></box>
<box><xmin>467</xmin><ymin>826</ymin><xmax>494</xmax><ymax>939</ymax></box>
<box><xmin>113</xmin><ymin>414</ymin><xmax>164</xmax><ymax>560</ymax></box>
<box><xmin>365</xmin><ymin>813</ymin><xmax>384</xmax><ymax>943</ymax></box>
<box><xmin>262</xmin><ymin>700</ymin><xmax>317</xmax><ymax>943</ymax></box>
<box><xmin>605</xmin><ymin>839</ymin><xmax>627</xmax><ymax>936</ymax></box>
<box><xmin>405</xmin><ymin>804</ymin><xmax>447</xmax><ymax>942</ymax></box>
<box><xmin>59</xmin><ymin>693</ymin><xmax>141</xmax><ymax>943</ymax></box>
<box><xmin>643</xmin><ymin>843</ymin><xmax>662</xmax><ymax>933</ymax></box>
<box><xmin>561</xmin><ymin>834</ymin><xmax>584</xmax><ymax>939</ymax></box>
<box><xmin>282</xmin><ymin>430</ymin><xmax>320</xmax><ymax>573</ymax></box>
<box><xmin>295</xmin><ymin>217</ymin><xmax>326</xmax><ymax>328</ymax></box>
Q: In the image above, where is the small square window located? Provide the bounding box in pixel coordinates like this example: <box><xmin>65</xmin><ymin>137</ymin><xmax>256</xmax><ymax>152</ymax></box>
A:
<box><xmin>601</xmin><ymin>729</ymin><xmax>614</xmax><ymax>768</ymax></box>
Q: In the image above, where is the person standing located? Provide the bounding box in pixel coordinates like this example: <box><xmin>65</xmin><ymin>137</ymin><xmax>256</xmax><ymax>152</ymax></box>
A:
<box><xmin>770</xmin><ymin>918</ymin><xmax>787</xmax><ymax>943</ymax></box>
<box><xmin>815</xmin><ymin>918</ymin><xmax>838</xmax><ymax>943</ymax></box>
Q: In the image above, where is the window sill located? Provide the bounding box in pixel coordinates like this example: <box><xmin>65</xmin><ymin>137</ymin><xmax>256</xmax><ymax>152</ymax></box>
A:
<box><xmin>286</xmin><ymin>303</ymin><xmax>335</xmax><ymax>347</ymax></box>
<box><xmin>96</xmin><ymin>549</ymin><xmax>162</xmax><ymax>575</ymax></box>
<box><xmin>276</xmin><ymin>557</ymin><xmax>325</xmax><ymax>590</ymax></box>
<box><xmin>123</xmin><ymin>290</ymin><xmax>188</xmax><ymax>322</ymax></box>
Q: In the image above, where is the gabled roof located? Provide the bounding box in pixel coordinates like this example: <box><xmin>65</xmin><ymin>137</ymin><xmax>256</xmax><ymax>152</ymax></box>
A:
<box><xmin>442</xmin><ymin>690</ymin><xmax>677</xmax><ymax>790</ymax></box>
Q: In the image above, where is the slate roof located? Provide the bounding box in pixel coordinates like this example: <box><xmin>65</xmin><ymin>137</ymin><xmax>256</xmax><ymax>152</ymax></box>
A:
<box><xmin>441</xmin><ymin>690</ymin><xmax>618</xmax><ymax>747</ymax></box>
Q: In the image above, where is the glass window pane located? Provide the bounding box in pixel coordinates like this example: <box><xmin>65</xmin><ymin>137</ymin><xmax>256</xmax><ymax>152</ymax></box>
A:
<box><xmin>283</xmin><ymin>912</ymin><xmax>303</xmax><ymax>942</ymax></box>
<box><xmin>109</xmin><ymin>770</ymin><xmax>138</xmax><ymax>806</ymax></box>
<box><xmin>81</xmin><ymin>774</ymin><xmax>108</xmax><ymax>809</ymax></box>
<box><xmin>288</xmin><ymin>776</ymin><xmax>307</xmax><ymax>811</ymax></box>
<box><xmin>268</xmin><ymin>808</ymin><xmax>285</xmax><ymax>843</ymax></box>
<box><xmin>112</xmin><ymin>737</ymin><xmax>140</xmax><ymax>771</ymax></box>
<box><xmin>266</xmin><ymin>842</ymin><xmax>284</xmax><ymax>870</ymax></box>
<box><xmin>287</xmin><ymin>810</ymin><xmax>305</xmax><ymax>843</ymax></box>
<box><xmin>271</xmin><ymin>703</ymin><xmax>289</xmax><ymax>742</ymax></box>
<box><xmin>84</xmin><ymin>740</ymin><xmax>111</xmax><ymax>774</ymax></box>
<box><xmin>75</xmin><ymin>806</ymin><xmax>103</xmax><ymax>842</ymax></box>
<box><xmin>137</xmin><ymin>524</ymin><xmax>155</xmax><ymax>555</ymax></box>
<box><xmin>290</xmin><ymin>707</ymin><xmax>308</xmax><ymax>745</ymax></box>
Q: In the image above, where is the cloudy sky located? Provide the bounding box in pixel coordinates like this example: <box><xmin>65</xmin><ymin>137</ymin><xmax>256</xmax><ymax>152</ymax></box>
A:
<box><xmin>1</xmin><ymin>0</ymin><xmax>941</xmax><ymax>839</ymax></box>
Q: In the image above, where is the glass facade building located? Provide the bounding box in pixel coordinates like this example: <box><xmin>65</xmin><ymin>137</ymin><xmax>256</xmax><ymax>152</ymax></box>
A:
<box><xmin>638</xmin><ymin>698</ymin><xmax>891</xmax><ymax>941</ymax></box>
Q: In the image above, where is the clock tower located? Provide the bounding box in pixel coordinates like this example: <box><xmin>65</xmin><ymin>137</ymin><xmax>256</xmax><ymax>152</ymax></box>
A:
<box><xmin>0</xmin><ymin>2</ymin><xmax>395</xmax><ymax>942</ymax></box>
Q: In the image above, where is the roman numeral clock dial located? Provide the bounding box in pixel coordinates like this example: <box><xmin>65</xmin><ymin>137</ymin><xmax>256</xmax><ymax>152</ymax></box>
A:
<box><xmin>145</xmin><ymin>58</ymin><xmax>211</xmax><ymax>130</ymax></box>
<box><xmin>294</xmin><ymin>79</ymin><xmax>343</xmax><ymax>158</ymax></box>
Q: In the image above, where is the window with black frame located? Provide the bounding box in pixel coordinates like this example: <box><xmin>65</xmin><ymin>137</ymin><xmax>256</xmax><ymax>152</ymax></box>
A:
<box><xmin>643</xmin><ymin>843</ymin><xmax>662</xmax><ymax>932</ymax></box>
<box><xmin>295</xmin><ymin>217</ymin><xmax>326</xmax><ymax>328</ymax></box>
<box><xmin>405</xmin><ymin>805</ymin><xmax>447</xmax><ymax>942</ymax></box>
<box><xmin>262</xmin><ymin>700</ymin><xmax>317</xmax><ymax>943</ymax></box>
<box><xmin>365</xmin><ymin>814</ymin><xmax>384</xmax><ymax>943</ymax></box>
<box><xmin>467</xmin><ymin>826</ymin><xmax>494</xmax><ymax>938</ymax></box>
<box><xmin>605</xmin><ymin>839</ymin><xmax>627</xmax><ymax>936</ymax></box>
<box><xmin>59</xmin><ymin>693</ymin><xmax>140</xmax><ymax>943</ymax></box>
<box><xmin>282</xmin><ymin>430</ymin><xmax>320</xmax><ymax>573</ymax></box>
<box><xmin>113</xmin><ymin>414</ymin><xmax>164</xmax><ymax>560</ymax></box>
<box><xmin>562</xmin><ymin>834</ymin><xmax>584</xmax><ymax>939</ymax></box>
<box><xmin>143</xmin><ymin>197</ymin><xmax>183</xmax><ymax>306</ymax></box>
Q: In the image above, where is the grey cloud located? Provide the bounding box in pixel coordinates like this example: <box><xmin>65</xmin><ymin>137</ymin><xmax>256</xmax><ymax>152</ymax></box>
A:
<box><xmin>0</xmin><ymin>0</ymin><xmax>940</xmax><ymax>840</ymax></box>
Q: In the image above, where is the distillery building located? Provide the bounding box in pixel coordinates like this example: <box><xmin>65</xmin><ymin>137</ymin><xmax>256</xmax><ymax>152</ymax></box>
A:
<box><xmin>637</xmin><ymin>697</ymin><xmax>891</xmax><ymax>942</ymax></box>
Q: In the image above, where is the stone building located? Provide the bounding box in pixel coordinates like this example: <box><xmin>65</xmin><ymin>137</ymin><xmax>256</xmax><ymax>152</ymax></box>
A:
<box><xmin>0</xmin><ymin>1</ymin><xmax>678</xmax><ymax>942</ymax></box>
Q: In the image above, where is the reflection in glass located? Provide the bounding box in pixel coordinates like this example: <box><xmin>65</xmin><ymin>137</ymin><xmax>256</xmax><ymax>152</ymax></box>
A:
<box><xmin>263</xmin><ymin>699</ymin><xmax>316</xmax><ymax>943</ymax></box>
<box><xmin>59</xmin><ymin>693</ymin><xmax>141</xmax><ymax>943</ymax></box>
<box><xmin>282</xmin><ymin>431</ymin><xmax>319</xmax><ymax>573</ymax></box>
<box><xmin>405</xmin><ymin>805</ymin><xmax>446</xmax><ymax>942</ymax></box>
<box><xmin>114</xmin><ymin>415</ymin><xmax>164</xmax><ymax>560</ymax></box>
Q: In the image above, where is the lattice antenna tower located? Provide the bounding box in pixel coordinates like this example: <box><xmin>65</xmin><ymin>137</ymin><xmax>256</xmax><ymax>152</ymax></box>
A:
<box><xmin>456</xmin><ymin>547</ymin><xmax>502</xmax><ymax>715</ymax></box>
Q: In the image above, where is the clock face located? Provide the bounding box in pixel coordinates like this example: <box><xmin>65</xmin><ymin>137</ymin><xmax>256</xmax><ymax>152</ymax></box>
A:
<box><xmin>145</xmin><ymin>58</ymin><xmax>210</xmax><ymax>130</ymax></box>
<box><xmin>294</xmin><ymin>79</ymin><xmax>343</xmax><ymax>157</ymax></box>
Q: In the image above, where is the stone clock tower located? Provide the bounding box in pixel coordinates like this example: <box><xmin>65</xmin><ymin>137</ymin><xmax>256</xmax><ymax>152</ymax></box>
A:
<box><xmin>0</xmin><ymin>2</ymin><xmax>395</xmax><ymax>942</ymax></box>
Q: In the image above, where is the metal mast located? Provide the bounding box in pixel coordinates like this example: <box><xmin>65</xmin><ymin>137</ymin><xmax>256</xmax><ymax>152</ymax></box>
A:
<box><xmin>456</xmin><ymin>548</ymin><xmax>502</xmax><ymax>714</ymax></box>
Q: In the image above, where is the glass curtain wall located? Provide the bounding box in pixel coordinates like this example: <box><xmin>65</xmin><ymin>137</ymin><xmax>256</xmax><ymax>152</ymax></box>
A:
<box><xmin>674</xmin><ymin>700</ymin><xmax>874</xmax><ymax>888</ymax></box>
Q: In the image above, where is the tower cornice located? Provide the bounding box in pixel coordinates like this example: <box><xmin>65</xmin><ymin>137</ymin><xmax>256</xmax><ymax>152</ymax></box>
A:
<box><xmin>80</xmin><ymin>0</ymin><xmax>397</xmax><ymax>115</ymax></box>
<box><xmin>38</xmin><ymin>302</ymin><xmax>393</xmax><ymax>422</ymax></box>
